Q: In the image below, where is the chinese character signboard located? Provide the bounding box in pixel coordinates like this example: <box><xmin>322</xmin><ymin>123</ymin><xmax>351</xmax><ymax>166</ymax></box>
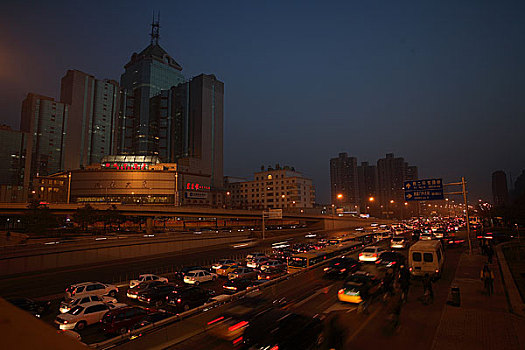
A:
<box><xmin>404</xmin><ymin>178</ymin><xmax>444</xmax><ymax>201</ymax></box>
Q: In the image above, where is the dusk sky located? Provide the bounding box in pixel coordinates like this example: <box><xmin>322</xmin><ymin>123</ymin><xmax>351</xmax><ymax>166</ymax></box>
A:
<box><xmin>1</xmin><ymin>0</ymin><xmax>524</xmax><ymax>203</ymax></box>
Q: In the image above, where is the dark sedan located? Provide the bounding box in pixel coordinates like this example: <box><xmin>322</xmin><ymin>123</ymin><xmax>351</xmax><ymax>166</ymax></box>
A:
<box><xmin>137</xmin><ymin>284</ymin><xmax>178</xmax><ymax>307</ymax></box>
<box><xmin>166</xmin><ymin>286</ymin><xmax>215</xmax><ymax>312</ymax></box>
<box><xmin>7</xmin><ymin>297</ymin><xmax>51</xmax><ymax>318</ymax></box>
<box><xmin>323</xmin><ymin>257</ymin><xmax>360</xmax><ymax>278</ymax></box>
<box><xmin>377</xmin><ymin>251</ymin><xmax>406</xmax><ymax>268</ymax></box>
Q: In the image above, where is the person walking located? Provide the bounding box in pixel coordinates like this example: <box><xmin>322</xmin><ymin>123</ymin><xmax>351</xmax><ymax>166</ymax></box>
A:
<box><xmin>422</xmin><ymin>273</ymin><xmax>434</xmax><ymax>304</ymax></box>
<box><xmin>481</xmin><ymin>264</ymin><xmax>495</xmax><ymax>296</ymax></box>
<box><xmin>398</xmin><ymin>265</ymin><xmax>411</xmax><ymax>302</ymax></box>
<box><xmin>487</xmin><ymin>245</ymin><xmax>494</xmax><ymax>264</ymax></box>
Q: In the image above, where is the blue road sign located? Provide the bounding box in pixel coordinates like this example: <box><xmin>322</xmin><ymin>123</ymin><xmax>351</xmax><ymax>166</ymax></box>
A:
<box><xmin>404</xmin><ymin>178</ymin><xmax>444</xmax><ymax>201</ymax></box>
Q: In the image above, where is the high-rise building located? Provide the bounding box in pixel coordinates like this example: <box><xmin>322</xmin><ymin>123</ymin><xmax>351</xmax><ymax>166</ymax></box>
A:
<box><xmin>60</xmin><ymin>69</ymin><xmax>120</xmax><ymax>169</ymax></box>
<box><xmin>357</xmin><ymin>161</ymin><xmax>378</xmax><ymax>210</ymax></box>
<box><xmin>329</xmin><ymin>153</ymin><xmax>359</xmax><ymax>207</ymax></box>
<box><xmin>377</xmin><ymin>153</ymin><xmax>418</xmax><ymax>206</ymax></box>
<box><xmin>149</xmin><ymin>74</ymin><xmax>224</xmax><ymax>188</ymax></box>
<box><xmin>20</xmin><ymin>93</ymin><xmax>69</xmax><ymax>181</ymax></box>
<box><xmin>119</xmin><ymin>19</ymin><xmax>185</xmax><ymax>155</ymax></box>
<box><xmin>0</xmin><ymin>125</ymin><xmax>29</xmax><ymax>186</ymax></box>
<box><xmin>492</xmin><ymin>170</ymin><xmax>509</xmax><ymax>207</ymax></box>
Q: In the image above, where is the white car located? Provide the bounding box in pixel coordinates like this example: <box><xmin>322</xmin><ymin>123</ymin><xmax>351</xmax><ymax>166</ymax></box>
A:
<box><xmin>420</xmin><ymin>233</ymin><xmax>434</xmax><ymax>240</ymax></box>
<box><xmin>260</xmin><ymin>260</ymin><xmax>285</xmax><ymax>272</ymax></box>
<box><xmin>129</xmin><ymin>274</ymin><xmax>168</xmax><ymax>288</ymax></box>
<box><xmin>183</xmin><ymin>270</ymin><xmax>217</xmax><ymax>285</ymax></box>
<box><xmin>55</xmin><ymin>301</ymin><xmax>126</xmax><ymax>331</ymax></box>
<box><xmin>65</xmin><ymin>282</ymin><xmax>118</xmax><ymax>301</ymax></box>
<box><xmin>245</xmin><ymin>253</ymin><xmax>266</xmax><ymax>263</ymax></box>
<box><xmin>212</xmin><ymin>259</ymin><xmax>237</xmax><ymax>272</ymax></box>
<box><xmin>59</xmin><ymin>295</ymin><xmax>117</xmax><ymax>314</ymax></box>
<box><xmin>246</xmin><ymin>257</ymin><xmax>269</xmax><ymax>269</ymax></box>
<box><xmin>358</xmin><ymin>246</ymin><xmax>384</xmax><ymax>262</ymax></box>
<box><xmin>391</xmin><ymin>237</ymin><xmax>406</xmax><ymax>249</ymax></box>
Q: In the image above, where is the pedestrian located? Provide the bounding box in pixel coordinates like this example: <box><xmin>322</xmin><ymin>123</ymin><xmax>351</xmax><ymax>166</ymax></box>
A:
<box><xmin>383</xmin><ymin>270</ymin><xmax>394</xmax><ymax>297</ymax></box>
<box><xmin>398</xmin><ymin>265</ymin><xmax>410</xmax><ymax>302</ymax></box>
<box><xmin>487</xmin><ymin>245</ymin><xmax>494</xmax><ymax>264</ymax></box>
<box><xmin>422</xmin><ymin>273</ymin><xmax>434</xmax><ymax>304</ymax></box>
<box><xmin>359</xmin><ymin>284</ymin><xmax>370</xmax><ymax>314</ymax></box>
<box><xmin>480</xmin><ymin>264</ymin><xmax>495</xmax><ymax>296</ymax></box>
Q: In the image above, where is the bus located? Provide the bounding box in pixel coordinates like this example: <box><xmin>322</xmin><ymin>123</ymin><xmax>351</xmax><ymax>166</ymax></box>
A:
<box><xmin>287</xmin><ymin>241</ymin><xmax>361</xmax><ymax>273</ymax></box>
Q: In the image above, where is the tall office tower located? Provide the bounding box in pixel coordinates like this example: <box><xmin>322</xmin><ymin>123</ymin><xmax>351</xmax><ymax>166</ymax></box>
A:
<box><xmin>60</xmin><ymin>70</ymin><xmax>120</xmax><ymax>169</ymax></box>
<box><xmin>406</xmin><ymin>165</ymin><xmax>418</xmax><ymax>181</ymax></box>
<box><xmin>20</xmin><ymin>93</ymin><xmax>69</xmax><ymax>180</ymax></box>
<box><xmin>329</xmin><ymin>153</ymin><xmax>359</xmax><ymax>207</ymax></box>
<box><xmin>377</xmin><ymin>153</ymin><xmax>409</xmax><ymax>206</ymax></box>
<box><xmin>0</xmin><ymin>125</ymin><xmax>29</xmax><ymax>186</ymax></box>
<box><xmin>357</xmin><ymin>161</ymin><xmax>378</xmax><ymax>210</ymax></box>
<box><xmin>119</xmin><ymin>17</ymin><xmax>185</xmax><ymax>155</ymax></box>
<box><xmin>492</xmin><ymin>170</ymin><xmax>509</xmax><ymax>207</ymax></box>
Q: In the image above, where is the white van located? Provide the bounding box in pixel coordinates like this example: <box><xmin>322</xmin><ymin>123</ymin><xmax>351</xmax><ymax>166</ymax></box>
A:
<box><xmin>408</xmin><ymin>240</ymin><xmax>444</xmax><ymax>278</ymax></box>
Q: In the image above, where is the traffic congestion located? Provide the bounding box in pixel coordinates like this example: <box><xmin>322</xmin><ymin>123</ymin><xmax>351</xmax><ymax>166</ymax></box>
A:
<box><xmin>7</xmin><ymin>217</ymin><xmax>474</xmax><ymax>348</ymax></box>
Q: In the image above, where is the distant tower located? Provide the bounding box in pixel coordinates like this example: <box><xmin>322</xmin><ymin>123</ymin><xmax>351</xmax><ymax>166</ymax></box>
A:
<box><xmin>150</xmin><ymin>12</ymin><xmax>160</xmax><ymax>45</ymax></box>
<box><xmin>492</xmin><ymin>170</ymin><xmax>509</xmax><ymax>206</ymax></box>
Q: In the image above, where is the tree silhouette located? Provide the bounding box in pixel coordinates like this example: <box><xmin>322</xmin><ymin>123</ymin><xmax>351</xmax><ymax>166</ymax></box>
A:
<box><xmin>24</xmin><ymin>200</ymin><xmax>57</xmax><ymax>235</ymax></box>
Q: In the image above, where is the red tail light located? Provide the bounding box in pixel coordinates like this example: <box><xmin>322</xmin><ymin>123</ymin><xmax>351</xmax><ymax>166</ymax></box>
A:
<box><xmin>372</xmin><ymin>253</ymin><xmax>377</xmax><ymax>257</ymax></box>
<box><xmin>228</xmin><ymin>321</ymin><xmax>249</xmax><ymax>332</ymax></box>
<box><xmin>338</xmin><ymin>289</ymin><xmax>344</xmax><ymax>294</ymax></box>
<box><xmin>207</xmin><ymin>316</ymin><xmax>225</xmax><ymax>325</ymax></box>
<box><xmin>233</xmin><ymin>336</ymin><xmax>243</xmax><ymax>345</ymax></box>
<box><xmin>177</xmin><ymin>298</ymin><xmax>181</xmax><ymax>303</ymax></box>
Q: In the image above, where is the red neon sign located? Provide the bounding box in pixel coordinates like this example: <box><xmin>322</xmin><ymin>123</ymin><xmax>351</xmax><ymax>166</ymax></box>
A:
<box><xmin>186</xmin><ymin>182</ymin><xmax>210</xmax><ymax>191</ymax></box>
<box><xmin>103</xmin><ymin>163</ymin><xmax>148</xmax><ymax>170</ymax></box>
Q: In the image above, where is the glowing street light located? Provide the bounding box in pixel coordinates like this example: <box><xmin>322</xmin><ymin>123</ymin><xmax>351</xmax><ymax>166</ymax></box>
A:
<box><xmin>337</xmin><ymin>193</ymin><xmax>343</xmax><ymax>200</ymax></box>
<box><xmin>369</xmin><ymin>197</ymin><xmax>375</xmax><ymax>202</ymax></box>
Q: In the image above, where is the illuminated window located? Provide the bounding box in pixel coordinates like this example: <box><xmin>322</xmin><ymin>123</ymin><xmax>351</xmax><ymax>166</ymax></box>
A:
<box><xmin>267</xmin><ymin>174</ymin><xmax>272</xmax><ymax>180</ymax></box>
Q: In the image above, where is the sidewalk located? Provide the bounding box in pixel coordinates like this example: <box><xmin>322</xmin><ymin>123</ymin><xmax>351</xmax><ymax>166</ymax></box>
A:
<box><xmin>431</xmin><ymin>248</ymin><xmax>525</xmax><ymax>350</ymax></box>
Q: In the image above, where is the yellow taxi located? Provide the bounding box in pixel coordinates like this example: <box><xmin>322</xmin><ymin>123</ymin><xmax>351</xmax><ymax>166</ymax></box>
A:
<box><xmin>337</xmin><ymin>271</ymin><xmax>382</xmax><ymax>304</ymax></box>
<box><xmin>216</xmin><ymin>264</ymin><xmax>241</xmax><ymax>277</ymax></box>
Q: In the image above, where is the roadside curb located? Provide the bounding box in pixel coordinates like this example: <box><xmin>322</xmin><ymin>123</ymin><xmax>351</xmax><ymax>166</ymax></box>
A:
<box><xmin>496</xmin><ymin>243</ymin><xmax>525</xmax><ymax>317</ymax></box>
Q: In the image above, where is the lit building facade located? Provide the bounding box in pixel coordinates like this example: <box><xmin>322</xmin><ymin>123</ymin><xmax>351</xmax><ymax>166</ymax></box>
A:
<box><xmin>377</xmin><ymin>153</ymin><xmax>418</xmax><ymax>206</ymax></box>
<box><xmin>69</xmin><ymin>155</ymin><xmax>220</xmax><ymax>206</ymax></box>
<box><xmin>20</xmin><ymin>93</ymin><xmax>69</xmax><ymax>181</ymax></box>
<box><xmin>226</xmin><ymin>166</ymin><xmax>315</xmax><ymax>209</ymax></box>
<box><xmin>60</xmin><ymin>70</ymin><xmax>120</xmax><ymax>169</ymax></box>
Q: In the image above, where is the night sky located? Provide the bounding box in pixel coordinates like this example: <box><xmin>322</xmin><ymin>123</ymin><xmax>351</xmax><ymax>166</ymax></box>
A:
<box><xmin>1</xmin><ymin>0</ymin><xmax>524</xmax><ymax>204</ymax></box>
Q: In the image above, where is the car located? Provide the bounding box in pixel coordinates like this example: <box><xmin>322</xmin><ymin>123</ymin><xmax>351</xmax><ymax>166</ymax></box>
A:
<box><xmin>216</xmin><ymin>264</ymin><xmax>242</xmax><ymax>277</ymax></box>
<box><xmin>323</xmin><ymin>257</ymin><xmax>360</xmax><ymax>278</ymax></box>
<box><xmin>129</xmin><ymin>274</ymin><xmax>168</xmax><ymax>288</ymax></box>
<box><xmin>101</xmin><ymin>306</ymin><xmax>149</xmax><ymax>335</ymax></box>
<box><xmin>8</xmin><ymin>297</ymin><xmax>51</xmax><ymax>318</ymax></box>
<box><xmin>258</xmin><ymin>269</ymin><xmax>287</xmax><ymax>281</ymax></box>
<box><xmin>358</xmin><ymin>246</ymin><xmax>384</xmax><ymax>262</ymax></box>
<box><xmin>245</xmin><ymin>252</ymin><xmax>266</xmax><ymax>263</ymax></box>
<box><xmin>59</xmin><ymin>294</ymin><xmax>117</xmax><ymax>314</ymax></box>
<box><xmin>55</xmin><ymin>301</ymin><xmax>127</xmax><ymax>331</ymax></box>
<box><xmin>242</xmin><ymin>309</ymin><xmax>324</xmax><ymax>350</ymax></box>
<box><xmin>65</xmin><ymin>282</ymin><xmax>118</xmax><ymax>301</ymax></box>
<box><xmin>338</xmin><ymin>272</ymin><xmax>383</xmax><ymax>304</ymax></box>
<box><xmin>130</xmin><ymin>311</ymin><xmax>174</xmax><ymax>331</ymax></box>
<box><xmin>259</xmin><ymin>260</ymin><xmax>286</xmax><ymax>272</ymax></box>
<box><xmin>391</xmin><ymin>237</ymin><xmax>406</xmax><ymax>249</ymax></box>
<box><xmin>227</xmin><ymin>267</ymin><xmax>258</xmax><ymax>280</ymax></box>
<box><xmin>222</xmin><ymin>278</ymin><xmax>256</xmax><ymax>294</ymax></box>
<box><xmin>420</xmin><ymin>232</ymin><xmax>434</xmax><ymax>240</ymax></box>
<box><xmin>175</xmin><ymin>266</ymin><xmax>206</xmax><ymax>280</ymax></box>
<box><xmin>212</xmin><ymin>259</ymin><xmax>237</xmax><ymax>272</ymax></box>
<box><xmin>127</xmin><ymin>280</ymin><xmax>167</xmax><ymax>299</ymax></box>
<box><xmin>183</xmin><ymin>270</ymin><xmax>218</xmax><ymax>285</ymax></box>
<box><xmin>434</xmin><ymin>230</ymin><xmax>445</xmax><ymax>239</ymax></box>
<box><xmin>206</xmin><ymin>296</ymin><xmax>268</xmax><ymax>341</ymax></box>
<box><xmin>246</xmin><ymin>256</ymin><xmax>269</xmax><ymax>269</ymax></box>
<box><xmin>166</xmin><ymin>286</ymin><xmax>215</xmax><ymax>312</ymax></box>
<box><xmin>377</xmin><ymin>251</ymin><xmax>406</xmax><ymax>268</ymax></box>
<box><xmin>137</xmin><ymin>284</ymin><xmax>178</xmax><ymax>307</ymax></box>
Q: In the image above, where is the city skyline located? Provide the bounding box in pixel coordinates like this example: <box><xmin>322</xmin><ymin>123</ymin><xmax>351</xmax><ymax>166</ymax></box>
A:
<box><xmin>1</xmin><ymin>1</ymin><xmax>524</xmax><ymax>203</ymax></box>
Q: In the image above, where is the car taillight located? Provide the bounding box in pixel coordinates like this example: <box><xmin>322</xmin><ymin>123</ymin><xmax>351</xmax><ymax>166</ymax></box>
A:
<box><xmin>359</xmin><ymin>253</ymin><xmax>363</xmax><ymax>256</ymax></box>
<box><xmin>340</xmin><ymin>268</ymin><xmax>346</xmax><ymax>273</ymax></box>
<box><xmin>177</xmin><ymin>298</ymin><xmax>181</xmax><ymax>303</ymax></box>
<box><xmin>372</xmin><ymin>253</ymin><xmax>377</xmax><ymax>257</ymax></box>
<box><xmin>228</xmin><ymin>321</ymin><xmax>249</xmax><ymax>332</ymax></box>
<box><xmin>207</xmin><ymin>316</ymin><xmax>225</xmax><ymax>325</ymax></box>
<box><xmin>63</xmin><ymin>320</ymin><xmax>68</xmax><ymax>324</ymax></box>
<box><xmin>409</xmin><ymin>267</ymin><xmax>413</xmax><ymax>272</ymax></box>
<box><xmin>338</xmin><ymin>289</ymin><xmax>344</xmax><ymax>294</ymax></box>
<box><xmin>147</xmin><ymin>298</ymin><xmax>151</xmax><ymax>302</ymax></box>
<box><xmin>233</xmin><ymin>336</ymin><xmax>243</xmax><ymax>345</ymax></box>
<box><xmin>166</xmin><ymin>296</ymin><xmax>169</xmax><ymax>300</ymax></box>
<box><xmin>266</xmin><ymin>276</ymin><xmax>270</xmax><ymax>279</ymax></box>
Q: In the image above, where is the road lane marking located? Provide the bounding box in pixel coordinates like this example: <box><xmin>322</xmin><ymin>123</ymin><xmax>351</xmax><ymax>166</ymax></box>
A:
<box><xmin>293</xmin><ymin>285</ymin><xmax>333</xmax><ymax>308</ymax></box>
<box><xmin>346</xmin><ymin>307</ymin><xmax>382</xmax><ymax>343</ymax></box>
<box><xmin>322</xmin><ymin>302</ymin><xmax>357</xmax><ymax>314</ymax></box>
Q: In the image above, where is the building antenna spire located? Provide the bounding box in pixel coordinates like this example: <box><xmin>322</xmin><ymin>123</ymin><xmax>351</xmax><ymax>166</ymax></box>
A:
<box><xmin>150</xmin><ymin>11</ymin><xmax>160</xmax><ymax>45</ymax></box>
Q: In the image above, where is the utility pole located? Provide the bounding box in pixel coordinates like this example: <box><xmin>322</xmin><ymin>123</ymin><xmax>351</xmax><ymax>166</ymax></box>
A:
<box><xmin>461</xmin><ymin>177</ymin><xmax>472</xmax><ymax>255</ymax></box>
